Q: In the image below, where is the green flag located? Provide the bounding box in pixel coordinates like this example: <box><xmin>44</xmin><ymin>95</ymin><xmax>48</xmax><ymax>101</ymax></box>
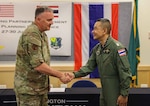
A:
<box><xmin>128</xmin><ymin>0</ymin><xmax>140</xmax><ymax>85</ymax></box>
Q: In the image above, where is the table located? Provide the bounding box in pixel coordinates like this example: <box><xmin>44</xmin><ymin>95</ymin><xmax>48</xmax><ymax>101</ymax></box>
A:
<box><xmin>1</xmin><ymin>88</ymin><xmax>150</xmax><ymax>106</ymax></box>
<box><xmin>0</xmin><ymin>88</ymin><xmax>100</xmax><ymax>106</ymax></box>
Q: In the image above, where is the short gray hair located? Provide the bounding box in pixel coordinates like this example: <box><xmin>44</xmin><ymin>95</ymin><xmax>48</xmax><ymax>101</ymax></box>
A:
<box><xmin>35</xmin><ymin>6</ymin><xmax>53</xmax><ymax>18</ymax></box>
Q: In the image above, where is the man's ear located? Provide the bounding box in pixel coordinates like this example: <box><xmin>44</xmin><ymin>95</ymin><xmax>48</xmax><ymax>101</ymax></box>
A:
<box><xmin>103</xmin><ymin>28</ymin><xmax>108</xmax><ymax>34</ymax></box>
<box><xmin>37</xmin><ymin>17</ymin><xmax>41</xmax><ymax>21</ymax></box>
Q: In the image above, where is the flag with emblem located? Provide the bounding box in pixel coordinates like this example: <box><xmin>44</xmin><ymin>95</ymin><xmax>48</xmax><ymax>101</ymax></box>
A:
<box><xmin>128</xmin><ymin>0</ymin><xmax>140</xmax><ymax>85</ymax></box>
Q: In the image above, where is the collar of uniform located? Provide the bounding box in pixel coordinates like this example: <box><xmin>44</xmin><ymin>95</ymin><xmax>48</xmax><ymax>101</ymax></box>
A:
<box><xmin>102</xmin><ymin>35</ymin><xmax>113</xmax><ymax>48</ymax></box>
<box><xmin>100</xmin><ymin>35</ymin><xmax>110</xmax><ymax>49</ymax></box>
<box><xmin>32</xmin><ymin>22</ymin><xmax>44</xmax><ymax>38</ymax></box>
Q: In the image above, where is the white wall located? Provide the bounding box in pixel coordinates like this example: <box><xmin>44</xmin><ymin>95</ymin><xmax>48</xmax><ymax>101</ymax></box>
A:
<box><xmin>4</xmin><ymin>0</ymin><xmax>133</xmax><ymax>2</ymax></box>
<box><xmin>1</xmin><ymin>0</ymin><xmax>150</xmax><ymax>66</ymax></box>
<box><xmin>138</xmin><ymin>0</ymin><xmax>150</xmax><ymax>65</ymax></box>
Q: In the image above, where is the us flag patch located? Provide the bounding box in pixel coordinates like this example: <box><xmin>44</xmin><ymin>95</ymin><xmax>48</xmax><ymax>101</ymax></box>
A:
<box><xmin>118</xmin><ymin>49</ymin><xmax>126</xmax><ymax>56</ymax></box>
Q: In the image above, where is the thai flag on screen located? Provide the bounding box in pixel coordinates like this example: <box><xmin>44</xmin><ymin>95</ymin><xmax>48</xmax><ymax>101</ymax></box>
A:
<box><xmin>73</xmin><ymin>2</ymin><xmax>132</xmax><ymax>78</ymax></box>
<box><xmin>0</xmin><ymin>5</ymin><xmax>14</xmax><ymax>17</ymax></box>
<box><xmin>49</xmin><ymin>6</ymin><xmax>59</xmax><ymax>18</ymax></box>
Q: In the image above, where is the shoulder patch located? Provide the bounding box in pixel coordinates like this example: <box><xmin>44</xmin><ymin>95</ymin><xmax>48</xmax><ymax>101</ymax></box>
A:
<box><xmin>118</xmin><ymin>48</ymin><xmax>126</xmax><ymax>56</ymax></box>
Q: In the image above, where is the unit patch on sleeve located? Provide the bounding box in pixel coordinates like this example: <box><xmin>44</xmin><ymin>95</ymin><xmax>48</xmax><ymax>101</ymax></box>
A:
<box><xmin>118</xmin><ymin>49</ymin><xmax>126</xmax><ymax>56</ymax></box>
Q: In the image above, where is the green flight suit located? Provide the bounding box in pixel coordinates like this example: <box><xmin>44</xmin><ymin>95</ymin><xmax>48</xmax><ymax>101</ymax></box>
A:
<box><xmin>74</xmin><ymin>36</ymin><xmax>132</xmax><ymax>106</ymax></box>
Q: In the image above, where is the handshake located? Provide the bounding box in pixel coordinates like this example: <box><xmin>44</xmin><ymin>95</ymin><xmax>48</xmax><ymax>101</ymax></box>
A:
<box><xmin>59</xmin><ymin>72</ymin><xmax>75</xmax><ymax>84</ymax></box>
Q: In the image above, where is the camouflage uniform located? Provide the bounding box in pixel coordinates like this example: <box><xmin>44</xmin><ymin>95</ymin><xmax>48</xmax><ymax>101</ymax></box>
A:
<box><xmin>14</xmin><ymin>22</ymin><xmax>50</xmax><ymax>106</ymax></box>
<box><xmin>74</xmin><ymin>36</ymin><xmax>132</xmax><ymax>106</ymax></box>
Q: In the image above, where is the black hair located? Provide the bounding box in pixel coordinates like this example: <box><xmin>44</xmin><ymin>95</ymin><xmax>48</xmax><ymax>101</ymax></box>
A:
<box><xmin>96</xmin><ymin>18</ymin><xmax>111</xmax><ymax>34</ymax></box>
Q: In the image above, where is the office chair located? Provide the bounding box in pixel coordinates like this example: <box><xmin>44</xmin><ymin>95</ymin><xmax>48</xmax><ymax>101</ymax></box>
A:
<box><xmin>71</xmin><ymin>80</ymin><xmax>97</xmax><ymax>87</ymax></box>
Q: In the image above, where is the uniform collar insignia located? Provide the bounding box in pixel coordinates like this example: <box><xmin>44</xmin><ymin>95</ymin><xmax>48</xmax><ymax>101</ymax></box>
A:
<box><xmin>103</xmin><ymin>49</ymin><xmax>110</xmax><ymax>54</ymax></box>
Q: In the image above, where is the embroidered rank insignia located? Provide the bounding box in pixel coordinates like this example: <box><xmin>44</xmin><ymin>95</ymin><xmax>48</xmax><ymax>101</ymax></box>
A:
<box><xmin>103</xmin><ymin>49</ymin><xmax>110</xmax><ymax>54</ymax></box>
<box><xmin>118</xmin><ymin>49</ymin><xmax>126</xmax><ymax>56</ymax></box>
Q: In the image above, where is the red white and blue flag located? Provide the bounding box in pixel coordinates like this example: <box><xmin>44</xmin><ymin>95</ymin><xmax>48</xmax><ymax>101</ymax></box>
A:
<box><xmin>49</xmin><ymin>6</ymin><xmax>59</xmax><ymax>18</ymax></box>
<box><xmin>0</xmin><ymin>5</ymin><xmax>14</xmax><ymax>17</ymax></box>
<box><xmin>118</xmin><ymin>49</ymin><xmax>126</xmax><ymax>56</ymax></box>
<box><xmin>73</xmin><ymin>2</ymin><xmax>132</xmax><ymax>78</ymax></box>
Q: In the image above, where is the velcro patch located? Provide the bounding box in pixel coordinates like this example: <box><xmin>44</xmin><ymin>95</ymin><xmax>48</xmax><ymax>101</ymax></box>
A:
<box><xmin>118</xmin><ymin>49</ymin><xmax>126</xmax><ymax>56</ymax></box>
